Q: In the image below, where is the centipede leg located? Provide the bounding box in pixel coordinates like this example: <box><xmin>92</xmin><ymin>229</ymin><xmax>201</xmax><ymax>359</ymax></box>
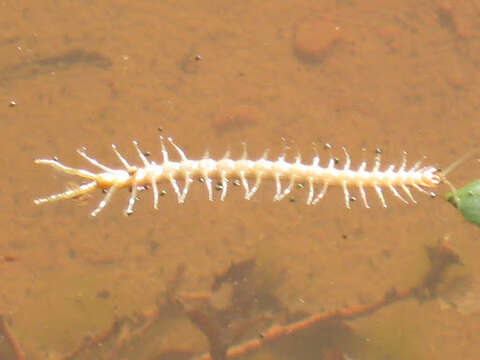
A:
<box><xmin>91</xmin><ymin>186</ymin><xmax>117</xmax><ymax>217</ymax></box>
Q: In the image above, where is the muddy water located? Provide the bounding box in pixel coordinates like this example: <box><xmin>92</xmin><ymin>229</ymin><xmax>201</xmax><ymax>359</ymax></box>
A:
<box><xmin>0</xmin><ymin>1</ymin><xmax>479</xmax><ymax>359</ymax></box>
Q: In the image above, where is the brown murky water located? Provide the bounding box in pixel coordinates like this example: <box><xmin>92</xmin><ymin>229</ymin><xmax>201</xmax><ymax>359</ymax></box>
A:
<box><xmin>1</xmin><ymin>1</ymin><xmax>480</xmax><ymax>359</ymax></box>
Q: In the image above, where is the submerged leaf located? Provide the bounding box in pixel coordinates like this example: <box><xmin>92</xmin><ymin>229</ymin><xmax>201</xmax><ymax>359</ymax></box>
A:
<box><xmin>445</xmin><ymin>179</ymin><xmax>480</xmax><ymax>227</ymax></box>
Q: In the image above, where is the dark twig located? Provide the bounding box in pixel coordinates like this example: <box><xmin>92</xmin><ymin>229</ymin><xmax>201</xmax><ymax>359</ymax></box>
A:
<box><xmin>192</xmin><ymin>287</ymin><xmax>411</xmax><ymax>360</ymax></box>
<box><xmin>0</xmin><ymin>315</ymin><xmax>26</xmax><ymax>360</ymax></box>
<box><xmin>0</xmin><ymin>243</ymin><xmax>459</xmax><ymax>360</ymax></box>
<box><xmin>192</xmin><ymin>242</ymin><xmax>462</xmax><ymax>360</ymax></box>
<box><xmin>59</xmin><ymin>316</ymin><xmax>123</xmax><ymax>360</ymax></box>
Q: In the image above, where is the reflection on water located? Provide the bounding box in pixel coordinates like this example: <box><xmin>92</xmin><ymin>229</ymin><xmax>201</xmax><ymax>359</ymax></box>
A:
<box><xmin>1</xmin><ymin>0</ymin><xmax>480</xmax><ymax>359</ymax></box>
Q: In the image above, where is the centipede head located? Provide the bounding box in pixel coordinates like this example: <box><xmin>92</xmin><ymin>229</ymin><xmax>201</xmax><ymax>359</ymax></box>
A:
<box><xmin>422</xmin><ymin>166</ymin><xmax>442</xmax><ymax>187</ymax></box>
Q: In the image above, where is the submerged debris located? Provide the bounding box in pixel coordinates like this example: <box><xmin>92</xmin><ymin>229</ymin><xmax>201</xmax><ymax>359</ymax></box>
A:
<box><xmin>0</xmin><ymin>49</ymin><xmax>112</xmax><ymax>83</ymax></box>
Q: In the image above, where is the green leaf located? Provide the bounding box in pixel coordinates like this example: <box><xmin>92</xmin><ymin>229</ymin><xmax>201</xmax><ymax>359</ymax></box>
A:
<box><xmin>445</xmin><ymin>179</ymin><xmax>480</xmax><ymax>227</ymax></box>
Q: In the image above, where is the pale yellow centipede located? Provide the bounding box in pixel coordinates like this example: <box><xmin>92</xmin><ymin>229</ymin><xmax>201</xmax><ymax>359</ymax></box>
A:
<box><xmin>35</xmin><ymin>137</ymin><xmax>470</xmax><ymax>217</ymax></box>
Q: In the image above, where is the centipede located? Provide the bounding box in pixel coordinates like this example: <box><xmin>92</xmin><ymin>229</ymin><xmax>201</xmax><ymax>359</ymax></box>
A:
<box><xmin>34</xmin><ymin>137</ymin><xmax>473</xmax><ymax>217</ymax></box>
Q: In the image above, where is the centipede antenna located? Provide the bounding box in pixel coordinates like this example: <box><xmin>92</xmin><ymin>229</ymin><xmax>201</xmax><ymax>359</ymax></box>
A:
<box><xmin>77</xmin><ymin>147</ymin><xmax>114</xmax><ymax>172</ymax></box>
<box><xmin>435</xmin><ymin>147</ymin><xmax>480</xmax><ymax>202</ymax></box>
<box><xmin>441</xmin><ymin>148</ymin><xmax>479</xmax><ymax>176</ymax></box>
